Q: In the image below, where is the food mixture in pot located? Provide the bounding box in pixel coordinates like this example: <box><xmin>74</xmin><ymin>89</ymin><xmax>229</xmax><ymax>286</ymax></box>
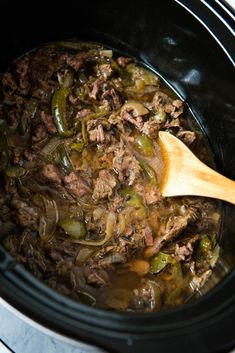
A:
<box><xmin>0</xmin><ymin>41</ymin><xmax>221</xmax><ymax>311</ymax></box>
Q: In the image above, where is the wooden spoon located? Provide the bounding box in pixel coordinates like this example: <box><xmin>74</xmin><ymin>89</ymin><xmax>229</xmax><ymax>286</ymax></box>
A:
<box><xmin>158</xmin><ymin>131</ymin><xmax>235</xmax><ymax>204</ymax></box>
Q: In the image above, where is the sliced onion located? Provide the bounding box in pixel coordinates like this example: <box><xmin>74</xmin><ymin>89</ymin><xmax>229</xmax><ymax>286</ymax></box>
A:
<box><xmin>99</xmin><ymin>50</ymin><xmax>113</xmax><ymax>58</ymax></box>
<box><xmin>122</xmin><ymin>100</ymin><xmax>149</xmax><ymax>117</ymax></box>
<box><xmin>40</xmin><ymin>136</ymin><xmax>61</xmax><ymax>157</ymax></box>
<box><xmin>117</xmin><ymin>213</ymin><xmax>126</xmax><ymax>235</ymax></box>
<box><xmin>66</xmin><ymin>211</ymin><xmax>117</xmax><ymax>246</ymax></box>
<box><xmin>39</xmin><ymin>197</ymin><xmax>59</xmax><ymax>240</ymax></box>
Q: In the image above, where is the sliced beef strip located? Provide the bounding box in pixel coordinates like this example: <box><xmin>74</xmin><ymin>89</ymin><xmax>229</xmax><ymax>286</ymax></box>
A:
<box><xmin>83</xmin><ymin>267</ymin><xmax>110</xmax><ymax>287</ymax></box>
<box><xmin>2</xmin><ymin>72</ymin><xmax>18</xmax><ymax>93</ymax></box>
<box><xmin>108</xmin><ymin>195</ymin><xmax>123</xmax><ymax>212</ymax></box>
<box><xmin>12</xmin><ymin>148</ymin><xmax>23</xmax><ymax>166</ymax></box>
<box><xmin>24</xmin><ymin>149</ymin><xmax>35</xmax><ymax>161</ymax></box>
<box><xmin>134</xmin><ymin>183</ymin><xmax>161</xmax><ymax>205</ymax></box>
<box><xmin>92</xmin><ymin>169</ymin><xmax>117</xmax><ymax>201</ymax></box>
<box><xmin>186</xmin><ymin>197</ymin><xmax>219</xmax><ymax>232</ymax></box>
<box><xmin>7</xmin><ymin>109</ymin><xmax>20</xmax><ymax>128</ymax></box>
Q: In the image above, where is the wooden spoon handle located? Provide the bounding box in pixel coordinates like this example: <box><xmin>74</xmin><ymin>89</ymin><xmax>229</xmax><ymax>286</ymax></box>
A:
<box><xmin>159</xmin><ymin>131</ymin><xmax>235</xmax><ymax>204</ymax></box>
<box><xmin>176</xmin><ymin>158</ymin><xmax>235</xmax><ymax>204</ymax></box>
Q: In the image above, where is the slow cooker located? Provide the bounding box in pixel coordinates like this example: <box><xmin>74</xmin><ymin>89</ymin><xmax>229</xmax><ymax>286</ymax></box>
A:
<box><xmin>0</xmin><ymin>1</ymin><xmax>235</xmax><ymax>352</ymax></box>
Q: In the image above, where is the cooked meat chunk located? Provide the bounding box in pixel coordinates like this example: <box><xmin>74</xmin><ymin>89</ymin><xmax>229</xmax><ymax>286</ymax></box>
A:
<box><xmin>117</xmin><ymin>56</ymin><xmax>132</xmax><ymax>67</ymax></box>
<box><xmin>42</xmin><ymin>164</ymin><xmax>62</xmax><ymax>184</ymax></box>
<box><xmin>64</xmin><ymin>172</ymin><xmax>91</xmax><ymax>198</ymax></box>
<box><xmin>153</xmin><ymin>91</ymin><xmax>184</xmax><ymax>118</ymax></box>
<box><xmin>87</xmin><ymin>120</ymin><xmax>111</xmax><ymax>143</ymax></box>
<box><xmin>174</xmin><ymin>235</ymin><xmax>199</xmax><ymax>261</ymax></box>
<box><xmin>24</xmin><ymin>149</ymin><xmax>35</xmax><ymax>161</ymax></box>
<box><xmin>177</xmin><ymin>130</ymin><xmax>196</xmax><ymax>146</ymax></box>
<box><xmin>97</xmin><ymin>64</ymin><xmax>113</xmax><ymax>80</ymax></box>
<box><xmin>11</xmin><ymin>199</ymin><xmax>39</xmax><ymax>230</ymax></box>
<box><xmin>92</xmin><ymin>170</ymin><xmax>117</xmax><ymax>201</ymax></box>
<box><xmin>122</xmin><ymin>110</ymin><xmax>143</xmax><ymax>130</ymax></box>
<box><xmin>88</xmin><ymin>78</ymin><xmax>105</xmax><ymax>100</ymax></box>
<box><xmin>142</xmin><ymin>226</ymin><xmax>154</xmax><ymax>246</ymax></box>
<box><xmin>66</xmin><ymin>54</ymin><xmax>84</xmax><ymax>71</ymax></box>
<box><xmin>101</xmin><ymin>87</ymin><xmax>122</xmax><ymax>110</ymax></box>
<box><xmin>16</xmin><ymin>56</ymin><xmax>30</xmax><ymax>94</ymax></box>
<box><xmin>145</xmin><ymin>212</ymin><xmax>196</xmax><ymax>257</ymax></box>
<box><xmin>40</xmin><ymin>111</ymin><xmax>57</xmax><ymax>134</ymax></box>
<box><xmin>112</xmin><ymin>142</ymin><xmax>141</xmax><ymax>185</ymax></box>
<box><xmin>12</xmin><ymin>148</ymin><xmax>22</xmax><ymax>165</ymax></box>
<box><xmin>141</xmin><ymin>120</ymin><xmax>159</xmax><ymax>138</ymax></box>
<box><xmin>108</xmin><ymin>195</ymin><xmax>123</xmax><ymax>212</ymax></box>
<box><xmin>32</xmin><ymin>124</ymin><xmax>48</xmax><ymax>143</ymax></box>
<box><xmin>144</xmin><ymin>184</ymin><xmax>161</xmax><ymax>205</ymax></box>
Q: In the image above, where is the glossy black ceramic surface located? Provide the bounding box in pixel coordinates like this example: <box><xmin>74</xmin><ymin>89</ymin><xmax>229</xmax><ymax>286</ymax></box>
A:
<box><xmin>0</xmin><ymin>1</ymin><xmax>234</xmax><ymax>352</ymax></box>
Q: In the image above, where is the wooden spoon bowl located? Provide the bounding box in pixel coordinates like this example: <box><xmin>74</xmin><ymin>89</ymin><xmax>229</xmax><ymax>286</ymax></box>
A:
<box><xmin>158</xmin><ymin>131</ymin><xmax>235</xmax><ymax>204</ymax></box>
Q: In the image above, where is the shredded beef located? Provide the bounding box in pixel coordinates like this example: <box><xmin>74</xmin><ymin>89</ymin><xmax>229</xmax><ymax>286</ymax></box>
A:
<box><xmin>122</xmin><ymin>110</ymin><xmax>143</xmax><ymax>130</ymax></box>
<box><xmin>101</xmin><ymin>87</ymin><xmax>122</xmax><ymax>110</ymax></box>
<box><xmin>112</xmin><ymin>142</ymin><xmax>141</xmax><ymax>185</ymax></box>
<box><xmin>145</xmin><ymin>210</ymin><xmax>197</xmax><ymax>257</ymax></box>
<box><xmin>88</xmin><ymin>78</ymin><xmax>105</xmax><ymax>100</ymax></box>
<box><xmin>92</xmin><ymin>170</ymin><xmax>117</xmax><ymax>201</ymax></box>
<box><xmin>153</xmin><ymin>91</ymin><xmax>184</xmax><ymax>119</ymax></box>
<box><xmin>142</xmin><ymin>226</ymin><xmax>154</xmax><ymax>246</ymax></box>
<box><xmin>64</xmin><ymin>172</ymin><xmax>91</xmax><ymax>198</ymax></box>
<box><xmin>42</xmin><ymin>164</ymin><xmax>62</xmax><ymax>184</ymax></box>
<box><xmin>66</xmin><ymin>54</ymin><xmax>84</xmax><ymax>71</ymax></box>
<box><xmin>174</xmin><ymin>235</ymin><xmax>199</xmax><ymax>261</ymax></box>
<box><xmin>97</xmin><ymin>64</ymin><xmax>113</xmax><ymax>80</ymax></box>
<box><xmin>11</xmin><ymin>199</ymin><xmax>39</xmax><ymax>230</ymax></box>
<box><xmin>142</xmin><ymin>120</ymin><xmax>159</xmax><ymax>138</ymax></box>
<box><xmin>87</xmin><ymin>120</ymin><xmax>111</xmax><ymax>143</ymax></box>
